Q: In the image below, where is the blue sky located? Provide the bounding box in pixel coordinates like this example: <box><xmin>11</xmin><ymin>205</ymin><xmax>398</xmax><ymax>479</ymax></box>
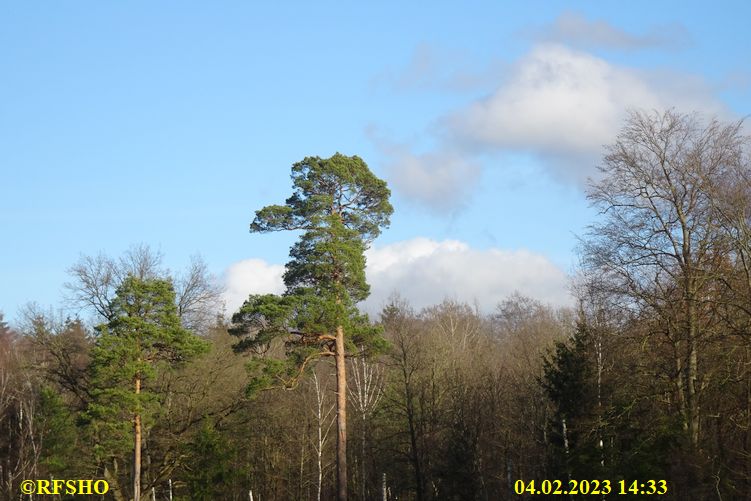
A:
<box><xmin>2</xmin><ymin>1</ymin><xmax>750</xmax><ymax>321</ymax></box>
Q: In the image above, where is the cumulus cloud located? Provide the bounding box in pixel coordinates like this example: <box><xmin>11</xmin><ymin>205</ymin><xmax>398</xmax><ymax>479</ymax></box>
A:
<box><xmin>372</xmin><ymin>40</ymin><xmax>726</xmax><ymax>209</ymax></box>
<box><xmin>222</xmin><ymin>258</ymin><xmax>284</xmax><ymax>315</ymax></box>
<box><xmin>532</xmin><ymin>12</ymin><xmax>691</xmax><ymax>51</ymax></box>
<box><xmin>362</xmin><ymin>238</ymin><xmax>571</xmax><ymax>313</ymax></box>
<box><xmin>222</xmin><ymin>238</ymin><xmax>571</xmax><ymax>316</ymax></box>
<box><xmin>444</xmin><ymin>44</ymin><xmax>726</xmax><ymax>183</ymax></box>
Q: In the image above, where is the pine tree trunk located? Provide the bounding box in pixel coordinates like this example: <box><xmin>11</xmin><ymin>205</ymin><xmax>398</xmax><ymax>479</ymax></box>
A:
<box><xmin>134</xmin><ymin>375</ymin><xmax>142</xmax><ymax>501</ymax></box>
<box><xmin>336</xmin><ymin>324</ymin><xmax>348</xmax><ymax>501</ymax></box>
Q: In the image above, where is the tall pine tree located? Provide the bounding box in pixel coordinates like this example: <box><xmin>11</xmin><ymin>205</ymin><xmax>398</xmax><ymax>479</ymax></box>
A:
<box><xmin>231</xmin><ymin>153</ymin><xmax>392</xmax><ymax>501</ymax></box>
<box><xmin>88</xmin><ymin>276</ymin><xmax>207</xmax><ymax>501</ymax></box>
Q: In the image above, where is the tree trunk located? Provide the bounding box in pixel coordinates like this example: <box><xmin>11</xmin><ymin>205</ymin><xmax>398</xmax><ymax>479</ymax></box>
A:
<box><xmin>562</xmin><ymin>418</ymin><xmax>571</xmax><ymax>480</ymax></box>
<box><xmin>317</xmin><ymin>413</ymin><xmax>323</xmax><ymax>501</ymax></box>
<box><xmin>675</xmin><ymin>337</ymin><xmax>689</xmax><ymax>434</ymax></box>
<box><xmin>595</xmin><ymin>328</ymin><xmax>605</xmax><ymax>468</ymax></box>
<box><xmin>686</xmin><ymin>290</ymin><xmax>700</xmax><ymax>447</ymax></box>
<box><xmin>336</xmin><ymin>324</ymin><xmax>348</xmax><ymax>501</ymax></box>
<box><xmin>134</xmin><ymin>375</ymin><xmax>142</xmax><ymax>501</ymax></box>
<box><xmin>104</xmin><ymin>464</ymin><xmax>127</xmax><ymax>501</ymax></box>
<box><xmin>404</xmin><ymin>378</ymin><xmax>424</xmax><ymax>501</ymax></box>
<box><xmin>687</xmin><ymin>333</ymin><xmax>700</xmax><ymax>447</ymax></box>
<box><xmin>313</xmin><ymin>371</ymin><xmax>327</xmax><ymax>501</ymax></box>
<box><xmin>361</xmin><ymin>414</ymin><xmax>367</xmax><ymax>501</ymax></box>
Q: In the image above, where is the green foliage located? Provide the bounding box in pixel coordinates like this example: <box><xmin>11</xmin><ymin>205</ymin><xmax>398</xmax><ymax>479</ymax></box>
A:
<box><xmin>184</xmin><ymin>422</ymin><xmax>236</xmax><ymax>501</ymax></box>
<box><xmin>37</xmin><ymin>387</ymin><xmax>79</xmax><ymax>474</ymax></box>
<box><xmin>232</xmin><ymin>153</ymin><xmax>393</xmax><ymax>388</ymax></box>
<box><xmin>243</xmin><ymin>358</ymin><xmax>291</xmax><ymax>397</ymax></box>
<box><xmin>541</xmin><ymin>322</ymin><xmax>600</xmax><ymax>478</ymax></box>
<box><xmin>251</xmin><ymin>154</ymin><xmax>391</xmax><ymax>305</ymax></box>
<box><xmin>542</xmin><ymin>321</ymin><xmax>680</xmax><ymax>482</ymax></box>
<box><xmin>86</xmin><ymin>276</ymin><xmax>209</xmax><ymax>460</ymax></box>
<box><xmin>542</xmin><ymin>324</ymin><xmax>592</xmax><ymax>422</ymax></box>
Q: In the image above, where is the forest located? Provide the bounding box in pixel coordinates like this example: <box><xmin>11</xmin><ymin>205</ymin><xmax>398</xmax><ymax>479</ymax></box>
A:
<box><xmin>3</xmin><ymin>109</ymin><xmax>751</xmax><ymax>500</ymax></box>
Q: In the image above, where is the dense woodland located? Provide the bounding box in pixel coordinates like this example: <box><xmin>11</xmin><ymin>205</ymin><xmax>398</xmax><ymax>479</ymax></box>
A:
<box><xmin>3</xmin><ymin>110</ymin><xmax>751</xmax><ymax>500</ymax></box>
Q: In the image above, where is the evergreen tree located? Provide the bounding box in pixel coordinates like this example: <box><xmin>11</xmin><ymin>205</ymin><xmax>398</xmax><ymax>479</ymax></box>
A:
<box><xmin>37</xmin><ymin>387</ymin><xmax>79</xmax><ymax>475</ymax></box>
<box><xmin>87</xmin><ymin>276</ymin><xmax>208</xmax><ymax>501</ymax></box>
<box><xmin>542</xmin><ymin>322</ymin><xmax>599</xmax><ymax>479</ymax></box>
<box><xmin>184</xmin><ymin>422</ymin><xmax>236</xmax><ymax>501</ymax></box>
<box><xmin>231</xmin><ymin>153</ymin><xmax>392</xmax><ymax>501</ymax></box>
<box><xmin>542</xmin><ymin>320</ymin><xmax>679</xmax><ymax>484</ymax></box>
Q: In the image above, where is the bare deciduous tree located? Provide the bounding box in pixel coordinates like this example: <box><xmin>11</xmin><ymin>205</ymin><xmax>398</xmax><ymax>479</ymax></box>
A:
<box><xmin>423</xmin><ymin>299</ymin><xmax>482</xmax><ymax>351</ymax></box>
<box><xmin>348</xmin><ymin>355</ymin><xmax>384</xmax><ymax>500</ymax></box>
<box><xmin>65</xmin><ymin>244</ymin><xmax>164</xmax><ymax>321</ymax></box>
<box><xmin>311</xmin><ymin>371</ymin><xmax>336</xmax><ymax>501</ymax></box>
<box><xmin>65</xmin><ymin>245</ymin><xmax>222</xmax><ymax>332</ymax></box>
<box><xmin>174</xmin><ymin>255</ymin><xmax>224</xmax><ymax>333</ymax></box>
<box><xmin>0</xmin><ymin>333</ymin><xmax>42</xmax><ymax>498</ymax></box>
<box><xmin>583</xmin><ymin>109</ymin><xmax>746</xmax><ymax>446</ymax></box>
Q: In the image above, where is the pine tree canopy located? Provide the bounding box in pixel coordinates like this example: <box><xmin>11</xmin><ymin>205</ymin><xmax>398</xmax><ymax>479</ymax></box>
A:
<box><xmin>231</xmin><ymin>153</ymin><xmax>393</xmax><ymax>387</ymax></box>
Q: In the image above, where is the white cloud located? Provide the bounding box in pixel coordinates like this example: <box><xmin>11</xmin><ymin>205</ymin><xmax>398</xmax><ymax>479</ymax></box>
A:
<box><xmin>385</xmin><ymin>148</ymin><xmax>481</xmax><ymax>213</ymax></box>
<box><xmin>445</xmin><ymin>44</ymin><xmax>726</xmax><ymax>183</ymax></box>
<box><xmin>533</xmin><ymin>12</ymin><xmax>691</xmax><ymax>51</ymax></box>
<box><xmin>222</xmin><ymin>238</ymin><xmax>572</xmax><ymax>316</ymax></box>
<box><xmin>367</xmin><ymin>128</ymin><xmax>481</xmax><ymax>213</ymax></box>
<box><xmin>363</xmin><ymin>238</ymin><xmax>571</xmax><ymax>313</ymax></box>
<box><xmin>222</xmin><ymin>258</ymin><xmax>284</xmax><ymax>314</ymax></box>
<box><xmin>371</xmin><ymin>40</ymin><xmax>727</xmax><ymax>210</ymax></box>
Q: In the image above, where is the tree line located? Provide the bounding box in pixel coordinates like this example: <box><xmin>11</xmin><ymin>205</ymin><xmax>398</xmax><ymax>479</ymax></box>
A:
<box><xmin>2</xmin><ymin>110</ymin><xmax>751</xmax><ymax>500</ymax></box>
